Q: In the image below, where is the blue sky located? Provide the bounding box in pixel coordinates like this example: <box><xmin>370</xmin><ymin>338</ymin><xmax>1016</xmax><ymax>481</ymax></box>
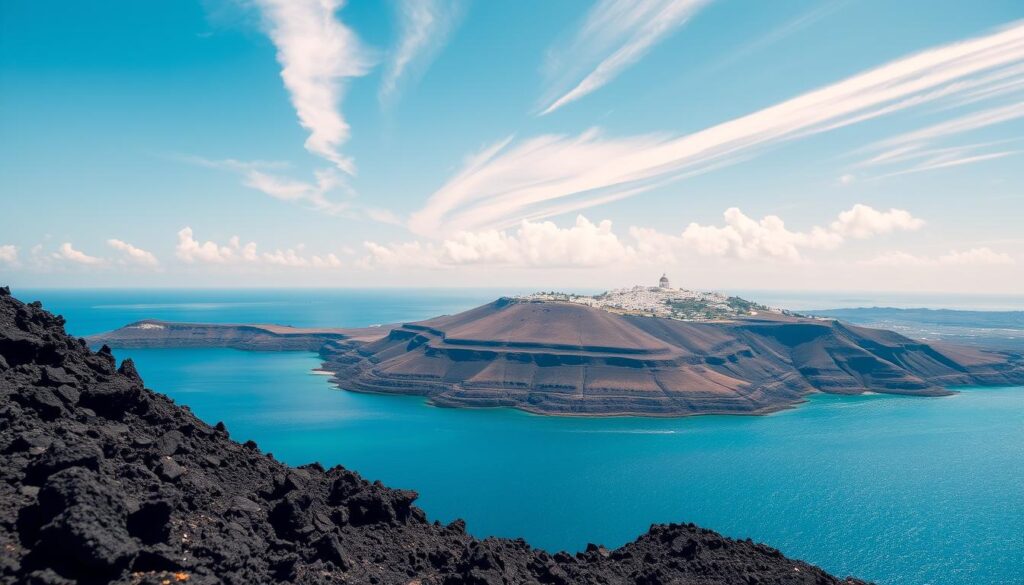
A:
<box><xmin>1</xmin><ymin>0</ymin><xmax>1021</xmax><ymax>292</ymax></box>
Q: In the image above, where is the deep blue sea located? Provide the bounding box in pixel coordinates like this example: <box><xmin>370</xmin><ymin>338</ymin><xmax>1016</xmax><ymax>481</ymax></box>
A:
<box><xmin>16</xmin><ymin>289</ymin><xmax>1024</xmax><ymax>585</ymax></box>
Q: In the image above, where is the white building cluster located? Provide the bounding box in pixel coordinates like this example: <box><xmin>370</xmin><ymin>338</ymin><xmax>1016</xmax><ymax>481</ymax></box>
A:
<box><xmin>518</xmin><ymin>275</ymin><xmax>779</xmax><ymax>321</ymax></box>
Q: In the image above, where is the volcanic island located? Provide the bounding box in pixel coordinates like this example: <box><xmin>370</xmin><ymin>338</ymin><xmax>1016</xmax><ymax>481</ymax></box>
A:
<box><xmin>90</xmin><ymin>276</ymin><xmax>1024</xmax><ymax>417</ymax></box>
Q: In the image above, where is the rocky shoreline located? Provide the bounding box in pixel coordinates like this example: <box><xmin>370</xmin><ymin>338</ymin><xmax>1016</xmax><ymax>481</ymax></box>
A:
<box><xmin>0</xmin><ymin>287</ymin><xmax>869</xmax><ymax>584</ymax></box>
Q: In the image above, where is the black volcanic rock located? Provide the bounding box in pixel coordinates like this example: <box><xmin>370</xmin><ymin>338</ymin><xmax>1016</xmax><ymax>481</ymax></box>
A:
<box><xmin>0</xmin><ymin>286</ymin><xmax>871</xmax><ymax>584</ymax></box>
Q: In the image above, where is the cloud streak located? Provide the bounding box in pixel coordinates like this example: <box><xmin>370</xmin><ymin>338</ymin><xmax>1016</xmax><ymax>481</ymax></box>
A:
<box><xmin>184</xmin><ymin>156</ymin><xmax>400</xmax><ymax>224</ymax></box>
<box><xmin>540</xmin><ymin>0</ymin><xmax>710</xmax><ymax>114</ymax></box>
<box><xmin>254</xmin><ymin>0</ymin><xmax>372</xmax><ymax>173</ymax></box>
<box><xmin>853</xmin><ymin>101</ymin><xmax>1024</xmax><ymax>178</ymax></box>
<box><xmin>416</xmin><ymin>20</ymin><xmax>1024</xmax><ymax>237</ymax></box>
<box><xmin>380</xmin><ymin>0</ymin><xmax>463</xmax><ymax>105</ymax></box>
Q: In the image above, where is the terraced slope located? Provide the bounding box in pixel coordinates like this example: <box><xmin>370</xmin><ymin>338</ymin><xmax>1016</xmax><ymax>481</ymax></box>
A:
<box><xmin>321</xmin><ymin>298</ymin><xmax>1024</xmax><ymax>416</ymax></box>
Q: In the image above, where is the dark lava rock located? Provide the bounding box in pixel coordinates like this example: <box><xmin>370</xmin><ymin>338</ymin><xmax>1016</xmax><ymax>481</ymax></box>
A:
<box><xmin>0</xmin><ymin>286</ymin><xmax>872</xmax><ymax>585</ymax></box>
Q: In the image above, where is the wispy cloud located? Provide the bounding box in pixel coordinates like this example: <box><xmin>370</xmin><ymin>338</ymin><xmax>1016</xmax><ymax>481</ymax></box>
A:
<box><xmin>183</xmin><ymin>156</ymin><xmax>400</xmax><ymax>224</ymax></box>
<box><xmin>539</xmin><ymin>0</ymin><xmax>710</xmax><ymax>115</ymax></box>
<box><xmin>380</xmin><ymin>0</ymin><xmax>464</xmax><ymax>105</ymax></box>
<box><xmin>414</xmin><ymin>20</ymin><xmax>1024</xmax><ymax>237</ymax></box>
<box><xmin>254</xmin><ymin>0</ymin><xmax>373</xmax><ymax>174</ymax></box>
<box><xmin>702</xmin><ymin>0</ymin><xmax>846</xmax><ymax>74</ymax></box>
<box><xmin>853</xmin><ymin>101</ymin><xmax>1024</xmax><ymax>178</ymax></box>
<box><xmin>371</xmin><ymin>204</ymin><xmax>921</xmax><ymax>268</ymax></box>
<box><xmin>107</xmin><ymin>239</ymin><xmax>159</xmax><ymax>268</ymax></box>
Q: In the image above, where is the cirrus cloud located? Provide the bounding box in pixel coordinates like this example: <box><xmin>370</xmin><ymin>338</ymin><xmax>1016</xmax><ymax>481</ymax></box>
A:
<box><xmin>416</xmin><ymin>21</ymin><xmax>1024</xmax><ymax>237</ymax></box>
<box><xmin>540</xmin><ymin>0</ymin><xmax>711</xmax><ymax>114</ymax></box>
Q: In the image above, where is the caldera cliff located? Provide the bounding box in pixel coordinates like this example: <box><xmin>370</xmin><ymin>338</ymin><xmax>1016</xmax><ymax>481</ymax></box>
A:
<box><xmin>319</xmin><ymin>298</ymin><xmax>1024</xmax><ymax>416</ymax></box>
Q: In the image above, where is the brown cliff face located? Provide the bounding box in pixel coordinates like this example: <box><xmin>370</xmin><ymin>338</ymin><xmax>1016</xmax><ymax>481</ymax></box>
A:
<box><xmin>0</xmin><ymin>287</ymin><xmax>872</xmax><ymax>584</ymax></box>
<box><xmin>85</xmin><ymin>320</ymin><xmax>366</xmax><ymax>352</ymax></box>
<box><xmin>320</xmin><ymin>299</ymin><xmax>1024</xmax><ymax>416</ymax></box>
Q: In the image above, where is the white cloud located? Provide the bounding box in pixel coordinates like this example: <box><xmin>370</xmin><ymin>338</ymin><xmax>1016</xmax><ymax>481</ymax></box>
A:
<box><xmin>0</xmin><ymin>245</ymin><xmax>18</xmax><ymax>266</ymax></box>
<box><xmin>54</xmin><ymin>243</ymin><xmax>104</xmax><ymax>265</ymax></box>
<box><xmin>540</xmin><ymin>0</ymin><xmax>710</xmax><ymax>114</ymax></box>
<box><xmin>676</xmin><ymin>208</ymin><xmax>843</xmax><ymax>262</ymax></box>
<box><xmin>864</xmin><ymin>247</ymin><xmax>1015</xmax><ymax>267</ymax></box>
<box><xmin>939</xmin><ymin>247</ymin><xmax>1015</xmax><ymax>265</ymax></box>
<box><xmin>830</xmin><ymin>204</ymin><xmax>925</xmax><ymax>238</ymax></box>
<box><xmin>370</xmin><ymin>204</ymin><xmax>918</xmax><ymax>268</ymax></box>
<box><xmin>415</xmin><ymin>21</ymin><xmax>1024</xmax><ymax>237</ymax></box>
<box><xmin>380</xmin><ymin>0</ymin><xmax>464</xmax><ymax>104</ymax></box>
<box><xmin>176</xmin><ymin>228</ymin><xmax>241</xmax><ymax>263</ymax></box>
<box><xmin>107</xmin><ymin>239</ymin><xmax>159</xmax><ymax>267</ymax></box>
<box><xmin>364</xmin><ymin>215</ymin><xmax>636</xmax><ymax>268</ymax></box>
<box><xmin>176</xmin><ymin>227</ymin><xmax>342</xmax><ymax>269</ymax></box>
<box><xmin>263</xmin><ymin>247</ymin><xmax>342</xmax><ymax>268</ymax></box>
<box><xmin>254</xmin><ymin>0</ymin><xmax>372</xmax><ymax>173</ymax></box>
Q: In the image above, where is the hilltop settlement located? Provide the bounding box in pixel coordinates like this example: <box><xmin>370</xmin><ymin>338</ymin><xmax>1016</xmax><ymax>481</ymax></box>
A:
<box><xmin>518</xmin><ymin>274</ymin><xmax>775</xmax><ymax>321</ymax></box>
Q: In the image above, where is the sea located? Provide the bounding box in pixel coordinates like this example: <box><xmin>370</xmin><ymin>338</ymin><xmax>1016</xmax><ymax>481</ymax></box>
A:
<box><xmin>16</xmin><ymin>288</ymin><xmax>1024</xmax><ymax>585</ymax></box>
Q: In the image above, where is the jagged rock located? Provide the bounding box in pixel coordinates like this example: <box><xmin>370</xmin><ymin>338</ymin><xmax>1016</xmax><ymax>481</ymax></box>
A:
<box><xmin>0</xmin><ymin>288</ymin><xmax>871</xmax><ymax>585</ymax></box>
<box><xmin>31</xmin><ymin>467</ymin><xmax>138</xmax><ymax>574</ymax></box>
<box><xmin>155</xmin><ymin>457</ymin><xmax>185</xmax><ymax>481</ymax></box>
<box><xmin>25</xmin><ymin>443</ymin><xmax>103</xmax><ymax>484</ymax></box>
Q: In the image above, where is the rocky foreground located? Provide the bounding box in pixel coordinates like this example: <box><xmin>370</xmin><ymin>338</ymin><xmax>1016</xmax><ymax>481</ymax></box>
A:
<box><xmin>0</xmin><ymin>287</ymin><xmax>868</xmax><ymax>584</ymax></box>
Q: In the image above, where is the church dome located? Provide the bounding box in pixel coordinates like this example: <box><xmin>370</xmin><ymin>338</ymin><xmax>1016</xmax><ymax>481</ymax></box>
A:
<box><xmin>659</xmin><ymin>274</ymin><xmax>670</xmax><ymax>288</ymax></box>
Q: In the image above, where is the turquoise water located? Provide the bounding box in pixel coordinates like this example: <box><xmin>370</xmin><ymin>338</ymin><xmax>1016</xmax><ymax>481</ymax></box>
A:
<box><xmin>15</xmin><ymin>289</ymin><xmax>1024</xmax><ymax>585</ymax></box>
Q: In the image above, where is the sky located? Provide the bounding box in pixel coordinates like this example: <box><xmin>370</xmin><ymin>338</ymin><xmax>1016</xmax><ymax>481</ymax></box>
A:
<box><xmin>1</xmin><ymin>0</ymin><xmax>1022</xmax><ymax>293</ymax></box>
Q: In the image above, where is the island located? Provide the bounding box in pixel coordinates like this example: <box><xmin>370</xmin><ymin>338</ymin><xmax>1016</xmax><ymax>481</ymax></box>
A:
<box><xmin>89</xmin><ymin>279</ymin><xmax>1024</xmax><ymax>417</ymax></box>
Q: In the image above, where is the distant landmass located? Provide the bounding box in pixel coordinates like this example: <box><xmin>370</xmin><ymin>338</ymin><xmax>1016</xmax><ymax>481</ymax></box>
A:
<box><xmin>804</xmin><ymin>307</ymin><xmax>1024</xmax><ymax>351</ymax></box>
<box><xmin>90</xmin><ymin>285</ymin><xmax>1024</xmax><ymax>417</ymax></box>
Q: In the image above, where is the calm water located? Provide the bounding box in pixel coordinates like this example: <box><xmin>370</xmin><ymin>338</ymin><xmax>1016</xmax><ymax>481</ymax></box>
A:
<box><xmin>17</xmin><ymin>289</ymin><xmax>1024</xmax><ymax>585</ymax></box>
